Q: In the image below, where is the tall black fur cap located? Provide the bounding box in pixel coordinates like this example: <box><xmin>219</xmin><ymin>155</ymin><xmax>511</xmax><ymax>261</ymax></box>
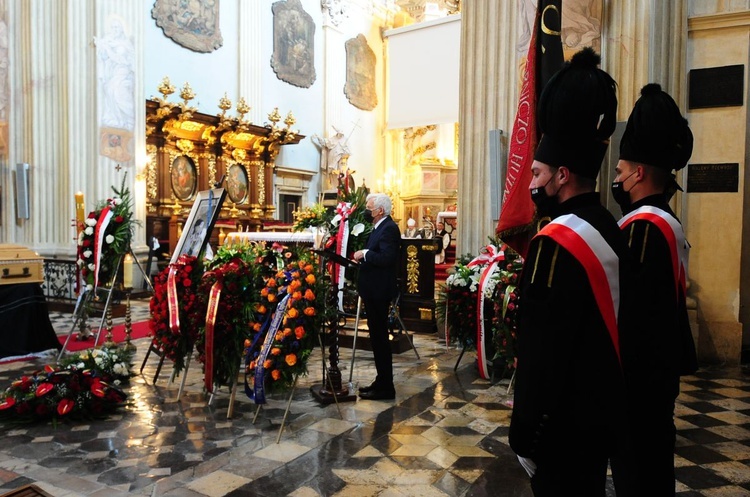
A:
<box><xmin>534</xmin><ymin>47</ymin><xmax>618</xmax><ymax>179</ymax></box>
<box><xmin>619</xmin><ymin>83</ymin><xmax>693</xmax><ymax>171</ymax></box>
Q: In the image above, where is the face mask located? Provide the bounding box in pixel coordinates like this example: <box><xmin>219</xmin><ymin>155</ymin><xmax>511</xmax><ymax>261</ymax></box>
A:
<box><xmin>610</xmin><ymin>170</ymin><xmax>637</xmax><ymax>212</ymax></box>
<box><xmin>530</xmin><ymin>174</ymin><xmax>560</xmax><ymax>219</ymax></box>
<box><xmin>363</xmin><ymin>209</ymin><xmax>374</xmax><ymax>222</ymax></box>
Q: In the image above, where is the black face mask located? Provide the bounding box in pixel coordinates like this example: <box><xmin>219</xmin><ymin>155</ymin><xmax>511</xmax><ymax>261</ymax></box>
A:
<box><xmin>530</xmin><ymin>175</ymin><xmax>560</xmax><ymax>219</ymax></box>
<box><xmin>610</xmin><ymin>170</ymin><xmax>637</xmax><ymax>213</ymax></box>
<box><xmin>363</xmin><ymin>209</ymin><xmax>374</xmax><ymax>223</ymax></box>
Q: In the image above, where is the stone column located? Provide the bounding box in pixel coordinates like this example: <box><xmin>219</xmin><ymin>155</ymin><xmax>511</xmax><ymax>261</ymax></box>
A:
<box><xmin>239</xmin><ymin>1</ymin><xmax>262</xmax><ymax>124</ymax></box>
<box><xmin>456</xmin><ymin>1</ymin><xmax>521</xmax><ymax>256</ymax></box>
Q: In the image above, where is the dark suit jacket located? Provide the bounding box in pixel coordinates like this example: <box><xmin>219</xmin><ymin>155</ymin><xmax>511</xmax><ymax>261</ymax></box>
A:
<box><xmin>357</xmin><ymin>216</ymin><xmax>400</xmax><ymax>301</ymax></box>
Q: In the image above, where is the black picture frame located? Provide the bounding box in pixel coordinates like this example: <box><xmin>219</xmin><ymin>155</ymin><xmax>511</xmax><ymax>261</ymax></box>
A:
<box><xmin>171</xmin><ymin>188</ymin><xmax>227</xmax><ymax>264</ymax></box>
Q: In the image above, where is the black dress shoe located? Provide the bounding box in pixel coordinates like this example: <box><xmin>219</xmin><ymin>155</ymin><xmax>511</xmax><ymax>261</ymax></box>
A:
<box><xmin>358</xmin><ymin>382</ymin><xmax>378</xmax><ymax>394</ymax></box>
<box><xmin>359</xmin><ymin>388</ymin><xmax>396</xmax><ymax>400</ymax></box>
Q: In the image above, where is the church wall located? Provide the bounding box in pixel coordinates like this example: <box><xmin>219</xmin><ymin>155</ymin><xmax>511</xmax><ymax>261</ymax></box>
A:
<box><xmin>685</xmin><ymin>11</ymin><xmax>748</xmax><ymax>363</ymax></box>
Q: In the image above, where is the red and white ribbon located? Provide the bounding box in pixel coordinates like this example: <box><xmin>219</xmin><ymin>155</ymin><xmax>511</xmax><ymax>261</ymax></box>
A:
<box><xmin>204</xmin><ymin>276</ymin><xmax>224</xmax><ymax>393</ymax></box>
<box><xmin>166</xmin><ymin>265</ymin><xmax>181</xmax><ymax>333</ymax></box>
<box><xmin>93</xmin><ymin>206</ymin><xmax>114</xmax><ymax>289</ymax></box>
<box><xmin>473</xmin><ymin>245</ymin><xmax>505</xmax><ymax>379</ymax></box>
<box><xmin>333</xmin><ymin>202</ymin><xmax>354</xmax><ymax>311</ymax></box>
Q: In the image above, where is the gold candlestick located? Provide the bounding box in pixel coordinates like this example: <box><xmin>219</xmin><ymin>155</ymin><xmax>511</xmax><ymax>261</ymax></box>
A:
<box><xmin>122</xmin><ymin>288</ymin><xmax>136</xmax><ymax>353</ymax></box>
<box><xmin>104</xmin><ymin>305</ymin><xmax>116</xmax><ymax>348</ymax></box>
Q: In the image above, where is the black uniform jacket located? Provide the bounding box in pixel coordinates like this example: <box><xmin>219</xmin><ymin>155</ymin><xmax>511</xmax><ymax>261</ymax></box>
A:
<box><xmin>509</xmin><ymin>193</ymin><xmax>633</xmax><ymax>460</ymax></box>
<box><xmin>618</xmin><ymin>195</ymin><xmax>698</xmax><ymax>404</ymax></box>
<box><xmin>357</xmin><ymin>216</ymin><xmax>400</xmax><ymax>301</ymax></box>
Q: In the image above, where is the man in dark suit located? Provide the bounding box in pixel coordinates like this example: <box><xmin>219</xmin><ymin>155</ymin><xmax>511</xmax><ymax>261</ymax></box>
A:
<box><xmin>352</xmin><ymin>193</ymin><xmax>400</xmax><ymax>400</ymax></box>
<box><xmin>612</xmin><ymin>84</ymin><xmax>698</xmax><ymax>495</ymax></box>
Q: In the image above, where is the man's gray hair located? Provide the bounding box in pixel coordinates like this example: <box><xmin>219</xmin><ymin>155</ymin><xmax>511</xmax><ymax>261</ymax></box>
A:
<box><xmin>367</xmin><ymin>193</ymin><xmax>392</xmax><ymax>216</ymax></box>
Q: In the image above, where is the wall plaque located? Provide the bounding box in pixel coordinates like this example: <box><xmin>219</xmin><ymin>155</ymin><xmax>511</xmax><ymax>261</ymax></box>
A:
<box><xmin>688</xmin><ymin>65</ymin><xmax>744</xmax><ymax>109</ymax></box>
<box><xmin>687</xmin><ymin>163</ymin><xmax>739</xmax><ymax>193</ymax></box>
<box><xmin>344</xmin><ymin>34</ymin><xmax>377</xmax><ymax>111</ymax></box>
<box><xmin>271</xmin><ymin>0</ymin><xmax>316</xmax><ymax>88</ymax></box>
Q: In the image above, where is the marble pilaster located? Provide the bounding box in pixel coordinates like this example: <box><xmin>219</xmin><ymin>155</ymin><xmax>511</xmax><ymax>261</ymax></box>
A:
<box><xmin>239</xmin><ymin>1</ymin><xmax>262</xmax><ymax>124</ymax></box>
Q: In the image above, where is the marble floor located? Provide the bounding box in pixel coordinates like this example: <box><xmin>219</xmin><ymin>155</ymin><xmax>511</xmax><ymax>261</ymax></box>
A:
<box><xmin>0</xmin><ymin>301</ymin><xmax>749</xmax><ymax>496</ymax></box>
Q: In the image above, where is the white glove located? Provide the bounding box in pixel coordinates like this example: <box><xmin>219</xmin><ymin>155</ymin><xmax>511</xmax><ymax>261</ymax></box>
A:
<box><xmin>517</xmin><ymin>455</ymin><xmax>537</xmax><ymax>478</ymax></box>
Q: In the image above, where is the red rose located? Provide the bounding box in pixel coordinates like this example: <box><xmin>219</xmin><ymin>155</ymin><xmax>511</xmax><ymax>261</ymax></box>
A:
<box><xmin>115</xmin><ymin>215</ymin><xmax>123</xmax><ymax>223</ymax></box>
<box><xmin>83</xmin><ymin>239</ymin><xmax>92</xmax><ymax>247</ymax></box>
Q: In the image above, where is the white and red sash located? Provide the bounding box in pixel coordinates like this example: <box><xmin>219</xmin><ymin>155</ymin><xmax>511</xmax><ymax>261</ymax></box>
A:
<box><xmin>618</xmin><ymin>205</ymin><xmax>689</xmax><ymax>297</ymax></box>
<box><xmin>535</xmin><ymin>214</ymin><xmax>621</xmax><ymax>364</ymax></box>
<box><xmin>468</xmin><ymin>245</ymin><xmax>505</xmax><ymax>380</ymax></box>
<box><xmin>93</xmin><ymin>206</ymin><xmax>114</xmax><ymax>289</ymax></box>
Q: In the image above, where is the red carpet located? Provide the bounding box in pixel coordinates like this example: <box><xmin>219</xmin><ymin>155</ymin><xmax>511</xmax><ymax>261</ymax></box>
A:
<box><xmin>59</xmin><ymin>321</ymin><xmax>151</xmax><ymax>352</ymax></box>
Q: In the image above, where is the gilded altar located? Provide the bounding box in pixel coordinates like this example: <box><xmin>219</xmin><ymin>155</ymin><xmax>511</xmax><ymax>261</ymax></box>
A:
<box><xmin>144</xmin><ymin>78</ymin><xmax>304</xmax><ymax>258</ymax></box>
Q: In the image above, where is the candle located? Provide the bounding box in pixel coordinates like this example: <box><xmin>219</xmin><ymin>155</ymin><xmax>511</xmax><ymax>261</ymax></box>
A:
<box><xmin>74</xmin><ymin>191</ymin><xmax>85</xmax><ymax>228</ymax></box>
<box><xmin>123</xmin><ymin>253</ymin><xmax>133</xmax><ymax>288</ymax></box>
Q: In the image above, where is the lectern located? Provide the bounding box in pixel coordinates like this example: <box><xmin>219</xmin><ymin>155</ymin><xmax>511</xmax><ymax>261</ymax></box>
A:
<box><xmin>398</xmin><ymin>238</ymin><xmax>438</xmax><ymax>333</ymax></box>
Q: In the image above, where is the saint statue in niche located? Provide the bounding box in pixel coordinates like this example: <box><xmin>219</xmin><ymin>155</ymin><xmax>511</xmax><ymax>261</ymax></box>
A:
<box><xmin>311</xmin><ymin>126</ymin><xmax>351</xmax><ymax>190</ymax></box>
<box><xmin>95</xmin><ymin>16</ymin><xmax>135</xmax><ymax>162</ymax></box>
<box><xmin>271</xmin><ymin>0</ymin><xmax>316</xmax><ymax>88</ymax></box>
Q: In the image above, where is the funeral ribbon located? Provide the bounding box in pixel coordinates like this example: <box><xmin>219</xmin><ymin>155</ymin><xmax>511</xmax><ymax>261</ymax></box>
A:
<box><xmin>247</xmin><ymin>293</ymin><xmax>291</xmax><ymax>404</ymax></box>
<box><xmin>471</xmin><ymin>245</ymin><xmax>505</xmax><ymax>380</ymax></box>
<box><xmin>166</xmin><ymin>256</ymin><xmax>191</xmax><ymax>334</ymax></box>
<box><xmin>332</xmin><ymin>202</ymin><xmax>353</xmax><ymax>311</ymax></box>
<box><xmin>93</xmin><ymin>205</ymin><xmax>114</xmax><ymax>289</ymax></box>
<box><xmin>203</xmin><ymin>272</ymin><xmax>224</xmax><ymax>393</ymax></box>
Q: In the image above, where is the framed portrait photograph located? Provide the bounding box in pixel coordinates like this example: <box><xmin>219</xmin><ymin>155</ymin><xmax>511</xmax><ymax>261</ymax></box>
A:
<box><xmin>171</xmin><ymin>188</ymin><xmax>227</xmax><ymax>264</ymax></box>
<box><xmin>171</xmin><ymin>155</ymin><xmax>197</xmax><ymax>201</ymax></box>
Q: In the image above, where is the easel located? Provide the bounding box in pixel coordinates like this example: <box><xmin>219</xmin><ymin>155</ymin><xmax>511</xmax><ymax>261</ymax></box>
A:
<box><xmin>58</xmin><ymin>245</ymin><xmax>153</xmax><ymax>362</ymax></box>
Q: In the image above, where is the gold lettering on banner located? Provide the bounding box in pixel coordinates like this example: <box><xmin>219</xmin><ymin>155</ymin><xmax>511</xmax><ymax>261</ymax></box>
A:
<box><xmin>406</xmin><ymin>245</ymin><xmax>420</xmax><ymax>294</ymax></box>
<box><xmin>541</xmin><ymin>5</ymin><xmax>561</xmax><ymax>36</ymax></box>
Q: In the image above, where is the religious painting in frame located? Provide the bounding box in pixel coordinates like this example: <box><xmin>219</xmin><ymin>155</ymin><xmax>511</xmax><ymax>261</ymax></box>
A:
<box><xmin>271</xmin><ymin>0</ymin><xmax>316</xmax><ymax>88</ymax></box>
<box><xmin>151</xmin><ymin>0</ymin><xmax>223</xmax><ymax>53</ymax></box>
<box><xmin>344</xmin><ymin>34</ymin><xmax>377</xmax><ymax>111</ymax></box>
<box><xmin>170</xmin><ymin>154</ymin><xmax>198</xmax><ymax>201</ymax></box>
<box><xmin>171</xmin><ymin>188</ymin><xmax>227</xmax><ymax>264</ymax></box>
<box><xmin>226</xmin><ymin>163</ymin><xmax>249</xmax><ymax>203</ymax></box>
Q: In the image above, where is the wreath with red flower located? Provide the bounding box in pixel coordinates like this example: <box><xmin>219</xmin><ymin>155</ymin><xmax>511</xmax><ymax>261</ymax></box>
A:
<box><xmin>148</xmin><ymin>254</ymin><xmax>203</xmax><ymax>374</ymax></box>
<box><xmin>491</xmin><ymin>254</ymin><xmax>523</xmax><ymax>373</ymax></box>
<box><xmin>244</xmin><ymin>249</ymin><xmax>324</xmax><ymax>394</ymax></box>
<box><xmin>76</xmin><ymin>175</ymin><xmax>135</xmax><ymax>292</ymax></box>
<box><xmin>192</xmin><ymin>246</ymin><xmax>260</xmax><ymax>390</ymax></box>
<box><xmin>0</xmin><ymin>363</ymin><xmax>127</xmax><ymax>424</ymax></box>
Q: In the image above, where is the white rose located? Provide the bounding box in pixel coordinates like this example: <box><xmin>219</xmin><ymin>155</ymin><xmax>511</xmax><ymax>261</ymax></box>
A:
<box><xmin>113</xmin><ymin>197</ymin><xmax>122</xmax><ymax>205</ymax></box>
<box><xmin>105</xmin><ymin>235</ymin><xmax>114</xmax><ymax>244</ymax></box>
<box><xmin>78</xmin><ymin>232</ymin><xmax>84</xmax><ymax>245</ymax></box>
<box><xmin>86</xmin><ymin>284</ymin><xmax>93</xmax><ymax>291</ymax></box>
<box><xmin>77</xmin><ymin>258</ymin><xmax>84</xmax><ymax>267</ymax></box>
<box><xmin>94</xmin><ymin>357</ymin><xmax>103</xmax><ymax>365</ymax></box>
<box><xmin>84</xmin><ymin>227</ymin><xmax>94</xmax><ymax>235</ymax></box>
<box><xmin>85</xmin><ymin>218</ymin><xmax>97</xmax><ymax>227</ymax></box>
<box><xmin>88</xmin><ymin>263</ymin><xmax>95</xmax><ymax>271</ymax></box>
<box><xmin>114</xmin><ymin>379</ymin><xmax>121</xmax><ymax>386</ymax></box>
<box><xmin>77</xmin><ymin>362</ymin><xmax>85</xmax><ymax>369</ymax></box>
<box><xmin>83</xmin><ymin>250</ymin><xmax>92</xmax><ymax>258</ymax></box>
<box><xmin>113</xmin><ymin>363</ymin><xmax>128</xmax><ymax>376</ymax></box>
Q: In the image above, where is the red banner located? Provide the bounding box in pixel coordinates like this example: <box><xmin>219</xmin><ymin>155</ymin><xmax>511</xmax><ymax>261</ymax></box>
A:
<box><xmin>496</xmin><ymin>0</ymin><xmax>563</xmax><ymax>259</ymax></box>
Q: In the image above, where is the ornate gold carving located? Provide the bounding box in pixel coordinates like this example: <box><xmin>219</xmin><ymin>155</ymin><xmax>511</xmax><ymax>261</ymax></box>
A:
<box><xmin>257</xmin><ymin>166</ymin><xmax>265</xmax><ymax>205</ymax></box>
<box><xmin>176</xmin><ymin>139</ymin><xmax>194</xmax><ymax>153</ymax></box>
<box><xmin>232</xmin><ymin>148</ymin><xmax>248</xmax><ymax>162</ymax></box>
<box><xmin>146</xmin><ymin>144</ymin><xmax>158</xmax><ymax>199</ymax></box>
<box><xmin>406</xmin><ymin>244</ymin><xmax>420</xmax><ymax>293</ymax></box>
